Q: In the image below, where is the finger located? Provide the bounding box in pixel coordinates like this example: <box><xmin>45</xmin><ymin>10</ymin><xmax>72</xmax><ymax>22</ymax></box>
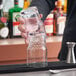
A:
<box><xmin>21</xmin><ymin>32</ymin><xmax>27</xmax><ymax>39</ymax></box>
<box><xmin>18</xmin><ymin>17</ymin><xmax>25</xmax><ymax>24</ymax></box>
<box><xmin>21</xmin><ymin>32</ymin><xmax>29</xmax><ymax>44</ymax></box>
<box><xmin>18</xmin><ymin>24</ymin><xmax>26</xmax><ymax>33</ymax></box>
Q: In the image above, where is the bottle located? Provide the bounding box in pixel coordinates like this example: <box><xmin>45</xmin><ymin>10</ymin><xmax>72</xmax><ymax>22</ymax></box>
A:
<box><xmin>0</xmin><ymin>0</ymin><xmax>9</xmax><ymax>39</ymax></box>
<box><xmin>23</xmin><ymin>0</ymin><xmax>30</xmax><ymax>9</ymax></box>
<box><xmin>63</xmin><ymin>0</ymin><xmax>67</xmax><ymax>14</ymax></box>
<box><xmin>53</xmin><ymin>0</ymin><xmax>66</xmax><ymax>35</ymax></box>
<box><xmin>8</xmin><ymin>0</ymin><xmax>22</xmax><ymax>38</ymax></box>
<box><xmin>62</xmin><ymin>0</ymin><xmax>67</xmax><ymax>27</ymax></box>
<box><xmin>0</xmin><ymin>0</ymin><xmax>4</xmax><ymax>29</ymax></box>
<box><xmin>44</xmin><ymin>11</ymin><xmax>54</xmax><ymax>36</ymax></box>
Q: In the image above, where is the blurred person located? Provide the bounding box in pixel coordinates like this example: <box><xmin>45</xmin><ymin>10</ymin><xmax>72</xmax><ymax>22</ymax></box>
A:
<box><xmin>18</xmin><ymin>0</ymin><xmax>76</xmax><ymax>61</ymax></box>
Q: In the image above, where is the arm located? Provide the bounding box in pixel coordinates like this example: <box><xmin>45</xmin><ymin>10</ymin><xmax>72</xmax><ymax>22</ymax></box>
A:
<box><xmin>30</xmin><ymin>0</ymin><xmax>57</xmax><ymax>21</ymax></box>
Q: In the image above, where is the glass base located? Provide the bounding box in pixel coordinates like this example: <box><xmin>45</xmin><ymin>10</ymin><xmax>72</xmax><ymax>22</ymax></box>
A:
<box><xmin>27</xmin><ymin>62</ymin><xmax>48</xmax><ymax>68</ymax></box>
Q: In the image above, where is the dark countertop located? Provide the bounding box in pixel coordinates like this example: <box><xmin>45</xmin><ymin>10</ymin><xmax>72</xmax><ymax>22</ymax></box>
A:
<box><xmin>0</xmin><ymin>61</ymin><xmax>76</xmax><ymax>74</ymax></box>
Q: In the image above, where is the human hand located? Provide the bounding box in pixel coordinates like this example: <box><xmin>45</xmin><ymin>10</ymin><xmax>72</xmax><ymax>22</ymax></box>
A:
<box><xmin>18</xmin><ymin>17</ymin><xmax>27</xmax><ymax>39</ymax></box>
<box><xmin>18</xmin><ymin>14</ymin><xmax>43</xmax><ymax>38</ymax></box>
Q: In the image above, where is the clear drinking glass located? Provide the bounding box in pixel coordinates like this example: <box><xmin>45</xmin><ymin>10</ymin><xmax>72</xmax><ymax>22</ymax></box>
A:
<box><xmin>27</xmin><ymin>33</ymin><xmax>47</xmax><ymax>67</ymax></box>
<box><xmin>18</xmin><ymin>7</ymin><xmax>48</xmax><ymax>67</ymax></box>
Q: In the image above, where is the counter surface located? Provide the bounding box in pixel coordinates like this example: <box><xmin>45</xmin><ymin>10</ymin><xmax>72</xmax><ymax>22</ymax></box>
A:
<box><xmin>0</xmin><ymin>36</ymin><xmax>62</xmax><ymax>45</ymax></box>
<box><xmin>0</xmin><ymin>70</ymin><xmax>76</xmax><ymax>76</ymax></box>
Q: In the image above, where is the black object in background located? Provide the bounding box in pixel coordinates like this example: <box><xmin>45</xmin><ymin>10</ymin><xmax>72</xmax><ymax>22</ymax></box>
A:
<box><xmin>0</xmin><ymin>61</ymin><xmax>76</xmax><ymax>74</ymax></box>
<box><xmin>0</xmin><ymin>0</ymin><xmax>2</xmax><ymax>5</ymax></box>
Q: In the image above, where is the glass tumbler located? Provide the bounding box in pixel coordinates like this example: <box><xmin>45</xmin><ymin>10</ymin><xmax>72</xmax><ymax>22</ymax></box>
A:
<box><xmin>27</xmin><ymin>33</ymin><xmax>47</xmax><ymax>67</ymax></box>
<box><xmin>17</xmin><ymin>7</ymin><xmax>48</xmax><ymax>67</ymax></box>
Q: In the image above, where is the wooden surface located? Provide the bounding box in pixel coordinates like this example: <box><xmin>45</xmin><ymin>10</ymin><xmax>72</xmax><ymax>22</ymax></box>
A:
<box><xmin>0</xmin><ymin>36</ymin><xmax>62</xmax><ymax>65</ymax></box>
<box><xmin>0</xmin><ymin>36</ymin><xmax>62</xmax><ymax>45</ymax></box>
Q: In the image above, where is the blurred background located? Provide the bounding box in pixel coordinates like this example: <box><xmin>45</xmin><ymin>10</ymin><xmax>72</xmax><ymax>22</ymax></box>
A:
<box><xmin>0</xmin><ymin>0</ymin><xmax>67</xmax><ymax>39</ymax></box>
<box><xmin>0</xmin><ymin>0</ymin><xmax>67</xmax><ymax>65</ymax></box>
